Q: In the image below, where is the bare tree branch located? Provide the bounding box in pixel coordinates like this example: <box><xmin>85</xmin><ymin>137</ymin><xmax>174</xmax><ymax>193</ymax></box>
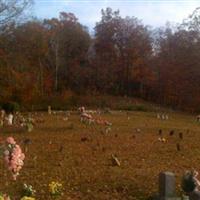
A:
<box><xmin>0</xmin><ymin>0</ymin><xmax>32</xmax><ymax>26</ymax></box>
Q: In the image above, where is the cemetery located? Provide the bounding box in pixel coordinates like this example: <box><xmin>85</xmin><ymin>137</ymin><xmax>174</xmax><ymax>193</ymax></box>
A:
<box><xmin>1</xmin><ymin>106</ymin><xmax>200</xmax><ymax>199</ymax></box>
<box><xmin>1</xmin><ymin>0</ymin><xmax>200</xmax><ymax>199</ymax></box>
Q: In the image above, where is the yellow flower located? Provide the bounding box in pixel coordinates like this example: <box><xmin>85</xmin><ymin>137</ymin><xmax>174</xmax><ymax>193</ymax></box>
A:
<box><xmin>20</xmin><ymin>197</ymin><xmax>35</xmax><ymax>200</ymax></box>
<box><xmin>49</xmin><ymin>181</ymin><xmax>63</xmax><ymax>196</ymax></box>
<box><xmin>0</xmin><ymin>195</ymin><xmax>11</xmax><ymax>200</ymax></box>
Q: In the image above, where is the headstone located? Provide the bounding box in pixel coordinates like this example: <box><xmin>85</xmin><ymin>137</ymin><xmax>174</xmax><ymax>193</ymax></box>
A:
<box><xmin>158</xmin><ymin>172</ymin><xmax>181</xmax><ymax>200</ymax></box>
<box><xmin>59</xmin><ymin>145</ymin><xmax>63</xmax><ymax>152</ymax></box>
<box><xmin>7</xmin><ymin>114</ymin><xmax>13</xmax><ymax>126</ymax></box>
<box><xmin>81</xmin><ymin>137</ymin><xmax>88</xmax><ymax>142</ymax></box>
<box><xmin>176</xmin><ymin>143</ymin><xmax>181</xmax><ymax>151</ymax></box>
<box><xmin>23</xmin><ymin>138</ymin><xmax>31</xmax><ymax>145</ymax></box>
<box><xmin>105</xmin><ymin>127</ymin><xmax>111</xmax><ymax>134</ymax></box>
<box><xmin>1</xmin><ymin>109</ymin><xmax>5</xmax><ymax>118</ymax></box>
<box><xmin>169</xmin><ymin>130</ymin><xmax>174</xmax><ymax>136</ymax></box>
<box><xmin>162</xmin><ymin>114</ymin><xmax>165</xmax><ymax>120</ymax></box>
<box><xmin>0</xmin><ymin>119</ymin><xmax>3</xmax><ymax>127</ymax></box>
<box><xmin>179</xmin><ymin>133</ymin><xmax>183</xmax><ymax>140</ymax></box>
<box><xmin>48</xmin><ymin>106</ymin><xmax>51</xmax><ymax>115</ymax></box>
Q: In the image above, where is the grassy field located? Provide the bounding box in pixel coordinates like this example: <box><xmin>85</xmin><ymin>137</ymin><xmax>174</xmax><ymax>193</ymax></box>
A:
<box><xmin>0</xmin><ymin>110</ymin><xmax>200</xmax><ymax>200</ymax></box>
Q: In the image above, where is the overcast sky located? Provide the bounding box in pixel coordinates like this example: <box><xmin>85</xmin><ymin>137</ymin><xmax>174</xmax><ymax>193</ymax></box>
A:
<box><xmin>33</xmin><ymin>0</ymin><xmax>200</xmax><ymax>30</ymax></box>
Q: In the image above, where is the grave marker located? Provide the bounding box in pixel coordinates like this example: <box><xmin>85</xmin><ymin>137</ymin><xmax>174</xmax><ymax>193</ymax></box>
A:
<box><xmin>176</xmin><ymin>143</ymin><xmax>181</xmax><ymax>151</ymax></box>
<box><xmin>179</xmin><ymin>132</ymin><xmax>183</xmax><ymax>140</ymax></box>
<box><xmin>48</xmin><ymin>106</ymin><xmax>51</xmax><ymax>115</ymax></box>
<box><xmin>158</xmin><ymin>172</ymin><xmax>181</xmax><ymax>200</ymax></box>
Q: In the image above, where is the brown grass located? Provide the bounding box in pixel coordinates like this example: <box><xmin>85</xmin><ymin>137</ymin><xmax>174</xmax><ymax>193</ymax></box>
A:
<box><xmin>0</xmin><ymin>111</ymin><xmax>200</xmax><ymax>200</ymax></box>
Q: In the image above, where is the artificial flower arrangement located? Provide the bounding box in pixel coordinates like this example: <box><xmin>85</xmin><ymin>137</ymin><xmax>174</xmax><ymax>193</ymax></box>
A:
<box><xmin>20</xmin><ymin>197</ymin><xmax>35</xmax><ymax>200</ymax></box>
<box><xmin>21</xmin><ymin>183</ymin><xmax>36</xmax><ymax>198</ymax></box>
<box><xmin>0</xmin><ymin>193</ymin><xmax>11</xmax><ymax>200</ymax></box>
<box><xmin>0</xmin><ymin>137</ymin><xmax>65</xmax><ymax>199</ymax></box>
<box><xmin>49</xmin><ymin>181</ymin><xmax>63</xmax><ymax>198</ymax></box>
<box><xmin>25</xmin><ymin>117</ymin><xmax>34</xmax><ymax>132</ymax></box>
<box><xmin>0</xmin><ymin>137</ymin><xmax>25</xmax><ymax>200</ymax></box>
<box><xmin>3</xmin><ymin>137</ymin><xmax>25</xmax><ymax>180</ymax></box>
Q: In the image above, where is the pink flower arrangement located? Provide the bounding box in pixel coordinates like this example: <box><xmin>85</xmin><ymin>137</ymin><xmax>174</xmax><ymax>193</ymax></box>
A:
<box><xmin>81</xmin><ymin>114</ymin><xmax>112</xmax><ymax>126</ymax></box>
<box><xmin>0</xmin><ymin>194</ymin><xmax>11</xmax><ymax>200</ymax></box>
<box><xmin>3</xmin><ymin>137</ymin><xmax>25</xmax><ymax>180</ymax></box>
<box><xmin>6</xmin><ymin>137</ymin><xmax>16</xmax><ymax>145</ymax></box>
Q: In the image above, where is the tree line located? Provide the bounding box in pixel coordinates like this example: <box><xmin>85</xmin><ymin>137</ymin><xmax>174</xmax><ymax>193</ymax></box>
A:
<box><xmin>0</xmin><ymin>1</ymin><xmax>200</xmax><ymax>112</ymax></box>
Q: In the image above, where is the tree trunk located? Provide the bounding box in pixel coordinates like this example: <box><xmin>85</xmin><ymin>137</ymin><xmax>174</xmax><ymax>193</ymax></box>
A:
<box><xmin>39</xmin><ymin>57</ymin><xmax>44</xmax><ymax>95</ymax></box>
<box><xmin>55</xmin><ymin>39</ymin><xmax>59</xmax><ymax>92</ymax></box>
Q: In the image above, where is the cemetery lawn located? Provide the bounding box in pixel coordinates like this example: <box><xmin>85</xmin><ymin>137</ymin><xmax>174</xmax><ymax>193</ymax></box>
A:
<box><xmin>0</xmin><ymin>110</ymin><xmax>200</xmax><ymax>200</ymax></box>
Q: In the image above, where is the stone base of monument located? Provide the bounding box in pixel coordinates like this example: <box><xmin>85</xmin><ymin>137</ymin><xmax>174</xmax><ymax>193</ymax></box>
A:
<box><xmin>159</xmin><ymin>197</ymin><xmax>182</xmax><ymax>200</ymax></box>
<box><xmin>182</xmin><ymin>196</ymin><xmax>189</xmax><ymax>200</ymax></box>
<box><xmin>153</xmin><ymin>195</ymin><xmax>182</xmax><ymax>200</ymax></box>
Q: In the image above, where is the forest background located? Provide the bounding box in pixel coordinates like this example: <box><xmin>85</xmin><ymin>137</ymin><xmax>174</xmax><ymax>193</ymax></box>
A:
<box><xmin>1</xmin><ymin>0</ymin><xmax>200</xmax><ymax>112</ymax></box>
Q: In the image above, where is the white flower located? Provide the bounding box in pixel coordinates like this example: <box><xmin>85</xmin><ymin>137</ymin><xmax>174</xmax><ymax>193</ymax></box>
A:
<box><xmin>4</xmin><ymin>150</ymin><xmax>10</xmax><ymax>156</ymax></box>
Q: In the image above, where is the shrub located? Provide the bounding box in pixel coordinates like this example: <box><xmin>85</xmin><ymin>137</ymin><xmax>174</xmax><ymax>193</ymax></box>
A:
<box><xmin>181</xmin><ymin>171</ymin><xmax>196</xmax><ymax>193</ymax></box>
<box><xmin>135</xmin><ymin>105</ymin><xmax>148</xmax><ymax>112</ymax></box>
<box><xmin>2</xmin><ymin>102</ymin><xmax>20</xmax><ymax>113</ymax></box>
<box><xmin>67</xmin><ymin>95</ymin><xmax>80</xmax><ymax>107</ymax></box>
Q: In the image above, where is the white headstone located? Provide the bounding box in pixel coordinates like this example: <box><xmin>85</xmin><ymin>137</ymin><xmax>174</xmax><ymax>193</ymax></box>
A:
<box><xmin>7</xmin><ymin>114</ymin><xmax>13</xmax><ymax>126</ymax></box>
<box><xmin>48</xmin><ymin>106</ymin><xmax>51</xmax><ymax>115</ymax></box>
<box><xmin>1</xmin><ymin>109</ymin><xmax>5</xmax><ymax>118</ymax></box>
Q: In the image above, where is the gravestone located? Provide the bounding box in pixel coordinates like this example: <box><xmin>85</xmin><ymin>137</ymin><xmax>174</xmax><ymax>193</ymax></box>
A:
<box><xmin>179</xmin><ymin>132</ymin><xmax>183</xmax><ymax>140</ymax></box>
<box><xmin>169</xmin><ymin>130</ymin><xmax>174</xmax><ymax>136</ymax></box>
<box><xmin>0</xmin><ymin>109</ymin><xmax>5</xmax><ymax>118</ymax></box>
<box><xmin>158</xmin><ymin>172</ymin><xmax>181</xmax><ymax>200</ymax></box>
<box><xmin>48</xmin><ymin>106</ymin><xmax>51</xmax><ymax>115</ymax></box>
<box><xmin>176</xmin><ymin>143</ymin><xmax>181</xmax><ymax>151</ymax></box>
<box><xmin>7</xmin><ymin>114</ymin><xmax>13</xmax><ymax>126</ymax></box>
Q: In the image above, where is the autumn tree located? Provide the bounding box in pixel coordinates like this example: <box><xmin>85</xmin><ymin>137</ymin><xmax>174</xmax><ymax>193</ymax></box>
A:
<box><xmin>153</xmin><ymin>15</ymin><xmax>200</xmax><ymax>110</ymax></box>
<box><xmin>0</xmin><ymin>0</ymin><xmax>33</xmax><ymax>103</ymax></box>
<box><xmin>1</xmin><ymin>6</ymin><xmax>200</xmax><ymax>111</ymax></box>
<box><xmin>43</xmin><ymin>12</ymin><xmax>91</xmax><ymax>92</ymax></box>
<box><xmin>94</xmin><ymin>8</ymin><xmax>152</xmax><ymax>96</ymax></box>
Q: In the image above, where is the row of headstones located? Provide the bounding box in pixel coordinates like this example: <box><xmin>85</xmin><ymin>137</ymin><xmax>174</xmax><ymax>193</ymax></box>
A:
<box><xmin>158</xmin><ymin>113</ymin><xmax>200</xmax><ymax>122</ymax></box>
<box><xmin>157</xmin><ymin>114</ymin><xmax>169</xmax><ymax>120</ymax></box>
<box><xmin>1</xmin><ymin>110</ymin><xmax>14</xmax><ymax>126</ymax></box>
<box><xmin>0</xmin><ymin>110</ymin><xmax>34</xmax><ymax>132</ymax></box>
<box><xmin>48</xmin><ymin>106</ymin><xmax>71</xmax><ymax>116</ymax></box>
